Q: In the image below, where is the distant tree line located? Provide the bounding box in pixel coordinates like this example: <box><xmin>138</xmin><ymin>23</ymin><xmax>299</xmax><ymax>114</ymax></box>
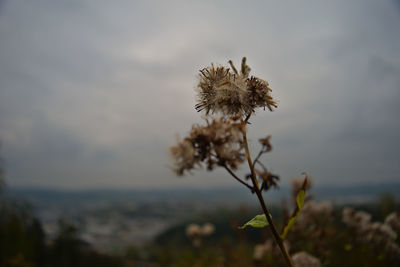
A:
<box><xmin>0</xmin><ymin>146</ymin><xmax>123</xmax><ymax>267</ymax></box>
<box><xmin>0</xmin><ymin>189</ymin><xmax>124</xmax><ymax>267</ymax></box>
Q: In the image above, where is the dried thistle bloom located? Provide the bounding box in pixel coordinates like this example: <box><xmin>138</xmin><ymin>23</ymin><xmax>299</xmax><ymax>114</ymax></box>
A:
<box><xmin>170</xmin><ymin>117</ymin><xmax>246</xmax><ymax>175</ymax></box>
<box><xmin>196</xmin><ymin>57</ymin><xmax>277</xmax><ymax>117</ymax></box>
<box><xmin>247</xmin><ymin>76</ymin><xmax>277</xmax><ymax>112</ymax></box>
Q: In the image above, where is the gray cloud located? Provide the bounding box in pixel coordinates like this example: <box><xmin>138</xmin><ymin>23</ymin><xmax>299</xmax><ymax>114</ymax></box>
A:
<box><xmin>0</xmin><ymin>0</ymin><xmax>399</xmax><ymax>189</ymax></box>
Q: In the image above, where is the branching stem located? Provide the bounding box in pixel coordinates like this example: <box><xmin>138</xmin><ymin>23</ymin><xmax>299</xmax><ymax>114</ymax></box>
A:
<box><xmin>253</xmin><ymin>149</ymin><xmax>264</xmax><ymax>166</ymax></box>
<box><xmin>242</xmin><ymin>115</ymin><xmax>294</xmax><ymax>267</ymax></box>
<box><xmin>223</xmin><ymin>164</ymin><xmax>254</xmax><ymax>192</ymax></box>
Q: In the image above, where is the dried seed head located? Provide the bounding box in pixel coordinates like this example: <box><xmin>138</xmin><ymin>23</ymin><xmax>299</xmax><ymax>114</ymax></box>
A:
<box><xmin>259</xmin><ymin>135</ymin><xmax>272</xmax><ymax>152</ymax></box>
<box><xmin>170</xmin><ymin>139</ymin><xmax>196</xmax><ymax>176</ymax></box>
<box><xmin>170</xmin><ymin>117</ymin><xmax>246</xmax><ymax>175</ymax></box>
<box><xmin>196</xmin><ymin>57</ymin><xmax>277</xmax><ymax>117</ymax></box>
<box><xmin>247</xmin><ymin>76</ymin><xmax>277</xmax><ymax>112</ymax></box>
<box><xmin>251</xmin><ymin>164</ymin><xmax>279</xmax><ymax>192</ymax></box>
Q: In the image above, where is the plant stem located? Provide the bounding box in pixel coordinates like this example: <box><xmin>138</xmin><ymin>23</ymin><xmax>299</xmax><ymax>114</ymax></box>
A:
<box><xmin>223</xmin><ymin>164</ymin><xmax>254</xmax><ymax>192</ymax></box>
<box><xmin>252</xmin><ymin>149</ymin><xmax>264</xmax><ymax>166</ymax></box>
<box><xmin>242</xmin><ymin>124</ymin><xmax>294</xmax><ymax>267</ymax></box>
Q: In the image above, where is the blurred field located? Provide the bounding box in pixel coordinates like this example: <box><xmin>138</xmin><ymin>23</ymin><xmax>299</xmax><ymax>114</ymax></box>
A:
<box><xmin>1</xmin><ymin>185</ymin><xmax>400</xmax><ymax>266</ymax></box>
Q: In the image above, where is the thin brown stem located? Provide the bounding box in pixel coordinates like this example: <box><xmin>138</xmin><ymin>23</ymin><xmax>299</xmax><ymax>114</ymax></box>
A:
<box><xmin>223</xmin><ymin>164</ymin><xmax>254</xmax><ymax>192</ymax></box>
<box><xmin>253</xmin><ymin>149</ymin><xmax>264</xmax><ymax>166</ymax></box>
<box><xmin>242</xmin><ymin>116</ymin><xmax>294</xmax><ymax>267</ymax></box>
<box><xmin>244</xmin><ymin>113</ymin><xmax>252</xmax><ymax>123</ymax></box>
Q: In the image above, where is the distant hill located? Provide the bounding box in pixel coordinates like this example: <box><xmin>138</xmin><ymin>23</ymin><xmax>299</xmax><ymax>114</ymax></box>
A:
<box><xmin>3</xmin><ymin>183</ymin><xmax>399</xmax><ymax>251</ymax></box>
<box><xmin>5</xmin><ymin>183</ymin><xmax>400</xmax><ymax>207</ymax></box>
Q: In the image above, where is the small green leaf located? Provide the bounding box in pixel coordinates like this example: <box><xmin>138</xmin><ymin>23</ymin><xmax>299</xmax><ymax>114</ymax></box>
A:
<box><xmin>280</xmin><ymin>189</ymin><xmax>306</xmax><ymax>239</ymax></box>
<box><xmin>296</xmin><ymin>189</ymin><xmax>305</xmax><ymax>209</ymax></box>
<box><xmin>238</xmin><ymin>214</ymin><xmax>270</xmax><ymax>229</ymax></box>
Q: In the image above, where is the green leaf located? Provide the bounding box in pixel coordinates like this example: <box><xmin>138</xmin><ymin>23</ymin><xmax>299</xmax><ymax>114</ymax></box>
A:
<box><xmin>238</xmin><ymin>214</ymin><xmax>270</xmax><ymax>229</ymax></box>
<box><xmin>296</xmin><ymin>189</ymin><xmax>305</xmax><ymax>209</ymax></box>
<box><xmin>280</xmin><ymin>189</ymin><xmax>306</xmax><ymax>239</ymax></box>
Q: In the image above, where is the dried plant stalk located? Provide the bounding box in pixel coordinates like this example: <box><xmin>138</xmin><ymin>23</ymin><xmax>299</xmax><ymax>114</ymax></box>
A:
<box><xmin>171</xmin><ymin>57</ymin><xmax>299</xmax><ymax>267</ymax></box>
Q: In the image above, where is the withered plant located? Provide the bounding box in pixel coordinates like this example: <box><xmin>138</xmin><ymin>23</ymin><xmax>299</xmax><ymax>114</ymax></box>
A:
<box><xmin>170</xmin><ymin>57</ymin><xmax>308</xmax><ymax>267</ymax></box>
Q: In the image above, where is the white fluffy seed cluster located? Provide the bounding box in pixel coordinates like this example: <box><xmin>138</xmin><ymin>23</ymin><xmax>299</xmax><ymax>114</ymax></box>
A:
<box><xmin>253</xmin><ymin>240</ymin><xmax>274</xmax><ymax>261</ymax></box>
<box><xmin>196</xmin><ymin>57</ymin><xmax>277</xmax><ymax>117</ymax></box>
<box><xmin>342</xmin><ymin>208</ymin><xmax>400</xmax><ymax>257</ymax></box>
<box><xmin>385</xmin><ymin>212</ymin><xmax>400</xmax><ymax>231</ymax></box>
<box><xmin>292</xmin><ymin>251</ymin><xmax>321</xmax><ymax>267</ymax></box>
<box><xmin>185</xmin><ymin>223</ymin><xmax>215</xmax><ymax>247</ymax></box>
<box><xmin>253</xmin><ymin>240</ymin><xmax>291</xmax><ymax>261</ymax></box>
<box><xmin>253</xmin><ymin>240</ymin><xmax>322</xmax><ymax>266</ymax></box>
<box><xmin>297</xmin><ymin>201</ymin><xmax>333</xmax><ymax>225</ymax></box>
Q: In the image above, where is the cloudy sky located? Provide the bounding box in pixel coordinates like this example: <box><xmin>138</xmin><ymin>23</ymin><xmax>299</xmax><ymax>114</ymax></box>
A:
<box><xmin>0</xmin><ymin>0</ymin><xmax>399</xmax><ymax>189</ymax></box>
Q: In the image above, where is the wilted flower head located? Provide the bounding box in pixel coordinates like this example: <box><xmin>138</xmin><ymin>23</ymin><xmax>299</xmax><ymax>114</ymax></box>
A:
<box><xmin>170</xmin><ymin>117</ymin><xmax>246</xmax><ymax>175</ymax></box>
<box><xmin>249</xmin><ymin>164</ymin><xmax>279</xmax><ymax>192</ymax></box>
<box><xmin>258</xmin><ymin>135</ymin><xmax>272</xmax><ymax>152</ymax></box>
<box><xmin>196</xmin><ymin>57</ymin><xmax>277</xmax><ymax>117</ymax></box>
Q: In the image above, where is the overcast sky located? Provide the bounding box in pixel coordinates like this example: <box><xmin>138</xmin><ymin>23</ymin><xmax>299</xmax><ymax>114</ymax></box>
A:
<box><xmin>0</xmin><ymin>0</ymin><xmax>399</xmax><ymax>189</ymax></box>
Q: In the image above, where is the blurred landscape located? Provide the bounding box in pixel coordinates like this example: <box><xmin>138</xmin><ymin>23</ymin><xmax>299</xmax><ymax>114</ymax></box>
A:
<box><xmin>2</xmin><ymin>183</ymin><xmax>400</xmax><ymax>266</ymax></box>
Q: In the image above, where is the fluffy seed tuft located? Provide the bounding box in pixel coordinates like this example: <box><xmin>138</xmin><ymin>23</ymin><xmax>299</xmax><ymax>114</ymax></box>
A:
<box><xmin>196</xmin><ymin>57</ymin><xmax>277</xmax><ymax>117</ymax></box>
